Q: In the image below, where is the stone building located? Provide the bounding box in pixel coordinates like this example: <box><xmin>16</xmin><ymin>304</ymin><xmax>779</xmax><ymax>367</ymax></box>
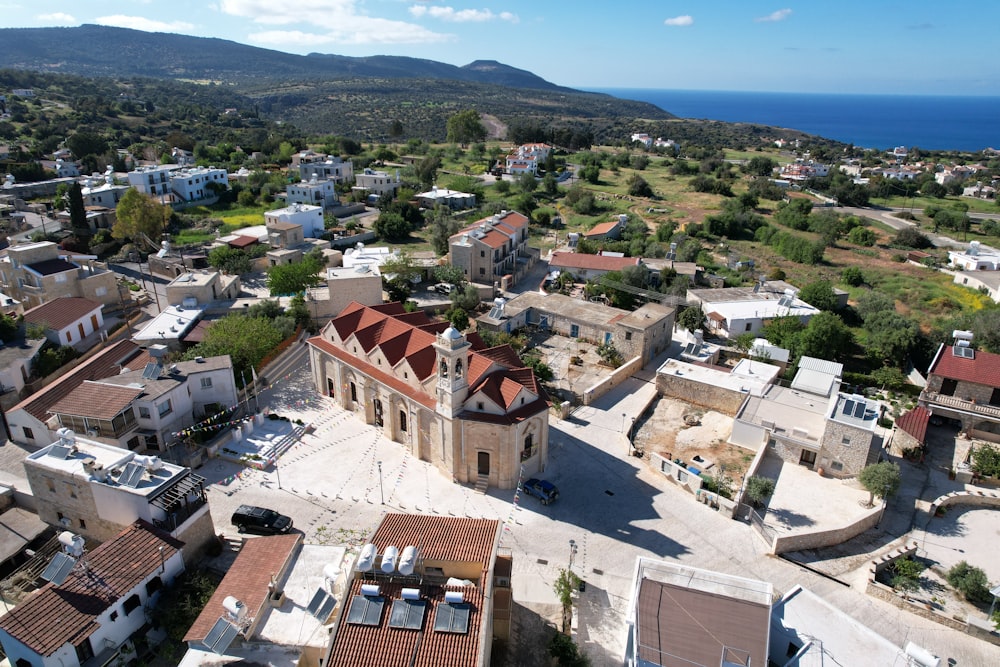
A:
<box><xmin>0</xmin><ymin>241</ymin><xmax>118</xmax><ymax>309</ymax></box>
<box><xmin>919</xmin><ymin>339</ymin><xmax>1000</xmax><ymax>442</ymax></box>
<box><xmin>448</xmin><ymin>210</ymin><xmax>537</xmax><ymax>289</ymax></box>
<box><xmin>22</xmin><ymin>435</ymin><xmax>215</xmax><ymax>555</ymax></box>
<box><xmin>477</xmin><ymin>291</ymin><xmax>674</xmax><ymax>365</ymax></box>
<box><xmin>308</xmin><ymin>302</ymin><xmax>549</xmax><ymax>490</ymax></box>
<box><xmin>729</xmin><ymin>357</ymin><xmax>882</xmax><ymax>477</ymax></box>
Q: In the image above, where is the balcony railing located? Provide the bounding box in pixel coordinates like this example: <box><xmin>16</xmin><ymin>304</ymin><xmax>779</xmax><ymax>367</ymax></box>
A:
<box><xmin>921</xmin><ymin>392</ymin><xmax>1000</xmax><ymax>420</ymax></box>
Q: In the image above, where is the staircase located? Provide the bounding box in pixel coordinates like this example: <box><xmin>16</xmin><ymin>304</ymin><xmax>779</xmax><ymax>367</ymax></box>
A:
<box><xmin>475</xmin><ymin>473</ymin><xmax>489</xmax><ymax>494</ymax></box>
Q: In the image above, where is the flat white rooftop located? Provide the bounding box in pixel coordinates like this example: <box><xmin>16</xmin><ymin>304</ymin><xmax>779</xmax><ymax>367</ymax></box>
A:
<box><xmin>657</xmin><ymin>357</ymin><xmax>780</xmax><ymax>397</ymax></box>
<box><xmin>133</xmin><ymin>305</ymin><xmax>204</xmax><ymax>342</ymax></box>
<box><xmin>26</xmin><ymin>438</ymin><xmax>188</xmax><ymax>494</ymax></box>
<box><xmin>708</xmin><ymin>297</ymin><xmax>819</xmax><ymax>322</ymax></box>
<box><xmin>738</xmin><ymin>385</ymin><xmax>833</xmax><ymax>443</ymax></box>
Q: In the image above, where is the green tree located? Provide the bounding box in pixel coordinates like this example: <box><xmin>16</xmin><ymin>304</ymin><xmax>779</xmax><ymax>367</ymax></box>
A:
<box><xmin>677</xmin><ymin>306</ymin><xmax>705</xmax><ymax>333</ymax></box>
<box><xmin>862</xmin><ymin>311</ymin><xmax>919</xmax><ymax>367</ymax></box>
<box><xmin>516</xmin><ymin>172</ymin><xmax>538</xmax><ymax>194</ymax></box>
<box><xmin>946</xmin><ymin>561</ymin><xmax>991</xmax><ymax>603</ymax></box>
<box><xmin>152</xmin><ymin>569</ymin><xmax>219</xmax><ymax>642</ymax></box>
<box><xmin>0</xmin><ymin>314</ymin><xmax>19</xmax><ymax>343</ymax></box>
<box><xmin>733</xmin><ymin>332</ymin><xmax>756</xmax><ymax>361</ymax></box>
<box><xmin>445</xmin><ymin>307</ymin><xmax>469</xmax><ymax>331</ymax></box>
<box><xmin>451</xmin><ymin>284</ymin><xmax>481</xmax><ymax>312</ymax></box>
<box><xmin>858</xmin><ymin>461</ymin><xmax>901</xmax><ymax>507</ymax></box>
<box><xmin>434</xmin><ymin>265</ymin><xmax>465</xmax><ymax>286</ymax></box>
<box><xmin>446</xmin><ymin>109</ymin><xmax>487</xmax><ymax>146</ymax></box>
<box><xmin>542</xmin><ymin>171</ymin><xmax>559</xmax><ymax>195</ymax></box>
<box><xmin>429</xmin><ymin>216</ymin><xmax>460</xmax><ymax>255</ymax></box>
<box><xmin>798</xmin><ymin>280</ymin><xmax>838</xmax><ymax>311</ymax></box>
<box><xmin>549</xmin><ymin>632</ymin><xmax>590</xmax><ymax>667</ymax></box>
<box><xmin>113</xmin><ymin>189</ymin><xmax>170</xmax><ymax>249</ymax></box>
<box><xmin>267</xmin><ymin>258</ymin><xmax>322</xmax><ymax>295</ymax></box>
<box><xmin>626</xmin><ymin>174</ymin><xmax>653</xmax><ymax>197</ymax></box>
<box><xmin>184</xmin><ymin>314</ymin><xmax>284</xmax><ymax>384</ymax></box>
<box><xmin>744</xmin><ymin>476</ymin><xmax>776</xmax><ymax>508</ymax></box>
<box><xmin>847</xmin><ymin>226</ymin><xmax>877</xmax><ymax>246</ymax></box>
<box><xmin>414</xmin><ymin>154</ymin><xmax>441</xmax><ymax>189</ymax></box>
<box><xmin>871</xmin><ymin>366</ymin><xmax>908</xmax><ymax>391</ymax></box>
<box><xmin>373</xmin><ymin>212</ymin><xmax>412</xmax><ymax>241</ymax></box>
<box><xmin>970</xmin><ymin>443</ymin><xmax>1000</xmax><ymax>478</ymax></box>
<box><xmin>744</xmin><ymin>156</ymin><xmax>777</xmax><ymax>177</ymax></box>
<box><xmin>891</xmin><ymin>557</ymin><xmax>925</xmax><ymax>600</ymax></box>
<box><xmin>841</xmin><ymin>266</ymin><xmax>865</xmax><ymax>286</ymax></box>
<box><xmin>208</xmin><ymin>246</ymin><xmax>253</xmax><ymax>275</ymax></box>
<box><xmin>894</xmin><ymin>227</ymin><xmax>932</xmax><ymax>249</ymax></box>
<box><xmin>761</xmin><ymin>315</ymin><xmax>804</xmax><ymax>350</ymax></box>
<box><xmin>68</xmin><ymin>182</ymin><xmax>87</xmax><ymax>233</ymax></box>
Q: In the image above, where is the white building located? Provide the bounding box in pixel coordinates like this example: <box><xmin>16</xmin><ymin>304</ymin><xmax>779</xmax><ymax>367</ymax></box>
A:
<box><xmin>415</xmin><ymin>186</ymin><xmax>476</xmax><ymax>210</ymax></box>
<box><xmin>630</xmin><ymin>133</ymin><xmax>653</xmax><ymax>148</ymax></box>
<box><xmin>0</xmin><ymin>521</ymin><xmax>186</xmax><ymax>667</ymax></box>
<box><xmin>286</xmin><ymin>175</ymin><xmax>340</xmax><ymax>209</ymax></box>
<box><xmin>354</xmin><ymin>168</ymin><xmax>400</xmax><ymax>199</ymax></box>
<box><xmin>688</xmin><ymin>283</ymin><xmax>820</xmax><ymax>339</ymax></box>
<box><xmin>80</xmin><ymin>175</ymin><xmax>130</xmax><ymax>208</ymax></box>
<box><xmin>954</xmin><ymin>270</ymin><xmax>1000</xmax><ymax>302</ymax></box>
<box><xmin>127</xmin><ymin>165</ymin><xmax>228</xmax><ymax>205</ymax></box>
<box><xmin>265</xmin><ymin>203</ymin><xmax>324</xmax><ymax>239</ymax></box>
<box><xmin>948</xmin><ymin>241</ymin><xmax>1000</xmax><ymax>271</ymax></box>
<box><xmin>298</xmin><ymin>156</ymin><xmax>354</xmax><ymax>184</ymax></box>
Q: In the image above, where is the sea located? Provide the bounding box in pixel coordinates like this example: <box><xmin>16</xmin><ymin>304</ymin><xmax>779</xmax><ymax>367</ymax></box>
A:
<box><xmin>589</xmin><ymin>88</ymin><xmax>999</xmax><ymax>153</ymax></box>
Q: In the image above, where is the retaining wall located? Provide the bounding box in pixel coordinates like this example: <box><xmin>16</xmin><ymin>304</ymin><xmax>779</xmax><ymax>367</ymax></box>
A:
<box><xmin>770</xmin><ymin>504</ymin><xmax>881</xmax><ymax>554</ymax></box>
<box><xmin>582</xmin><ymin>355</ymin><xmax>643</xmax><ymax>405</ymax></box>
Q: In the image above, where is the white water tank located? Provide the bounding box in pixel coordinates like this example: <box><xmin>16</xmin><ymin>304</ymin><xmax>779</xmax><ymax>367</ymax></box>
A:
<box><xmin>398</xmin><ymin>545</ymin><xmax>418</xmax><ymax>576</ymax></box>
<box><xmin>223</xmin><ymin>596</ymin><xmax>246</xmax><ymax>623</ymax></box>
<box><xmin>360</xmin><ymin>584</ymin><xmax>380</xmax><ymax>597</ymax></box>
<box><xmin>444</xmin><ymin>591</ymin><xmax>464</xmax><ymax>604</ymax></box>
<box><xmin>904</xmin><ymin>641</ymin><xmax>940</xmax><ymax>667</ymax></box>
<box><xmin>356</xmin><ymin>543</ymin><xmax>376</xmax><ymax>572</ymax></box>
<box><xmin>381</xmin><ymin>545</ymin><xmax>399</xmax><ymax>573</ymax></box>
<box><xmin>58</xmin><ymin>531</ymin><xmax>85</xmax><ymax>557</ymax></box>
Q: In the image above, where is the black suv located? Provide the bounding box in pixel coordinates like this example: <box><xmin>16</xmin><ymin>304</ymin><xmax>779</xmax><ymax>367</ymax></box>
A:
<box><xmin>231</xmin><ymin>505</ymin><xmax>293</xmax><ymax>535</ymax></box>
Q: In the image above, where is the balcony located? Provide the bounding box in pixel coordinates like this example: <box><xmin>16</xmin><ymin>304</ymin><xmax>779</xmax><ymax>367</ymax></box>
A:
<box><xmin>920</xmin><ymin>391</ymin><xmax>1000</xmax><ymax>421</ymax></box>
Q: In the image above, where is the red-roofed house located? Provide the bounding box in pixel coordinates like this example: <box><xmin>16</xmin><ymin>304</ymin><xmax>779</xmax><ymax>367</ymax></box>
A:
<box><xmin>583</xmin><ymin>215</ymin><xmax>626</xmax><ymax>241</ymax></box>
<box><xmin>448</xmin><ymin>210</ymin><xmax>538</xmax><ymax>289</ymax></box>
<box><xmin>309</xmin><ymin>302</ymin><xmax>549</xmax><ymax>489</ymax></box>
<box><xmin>549</xmin><ymin>251</ymin><xmax>640</xmax><ymax>280</ymax></box>
<box><xmin>325</xmin><ymin>513</ymin><xmax>507</xmax><ymax>667</ymax></box>
<box><xmin>22</xmin><ymin>297</ymin><xmax>103</xmax><ymax>348</ymax></box>
<box><xmin>0</xmin><ymin>521</ymin><xmax>185</xmax><ymax>667</ymax></box>
<box><xmin>919</xmin><ymin>342</ymin><xmax>1000</xmax><ymax>441</ymax></box>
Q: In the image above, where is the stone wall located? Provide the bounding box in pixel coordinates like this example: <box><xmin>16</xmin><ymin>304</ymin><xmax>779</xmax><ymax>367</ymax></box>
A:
<box><xmin>770</xmin><ymin>503</ymin><xmax>881</xmax><ymax>554</ymax></box>
<box><xmin>582</xmin><ymin>355</ymin><xmax>643</xmax><ymax>405</ymax></box>
<box><xmin>655</xmin><ymin>373</ymin><xmax>747</xmax><ymax>415</ymax></box>
<box><xmin>818</xmin><ymin>420</ymin><xmax>876</xmax><ymax>477</ymax></box>
<box><xmin>928</xmin><ymin>488</ymin><xmax>1000</xmax><ymax>515</ymax></box>
<box><xmin>174</xmin><ymin>507</ymin><xmax>218</xmax><ymax>564</ymax></box>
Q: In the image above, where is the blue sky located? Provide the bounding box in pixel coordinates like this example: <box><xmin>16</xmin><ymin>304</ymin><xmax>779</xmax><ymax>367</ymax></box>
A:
<box><xmin>5</xmin><ymin>1</ymin><xmax>999</xmax><ymax>95</ymax></box>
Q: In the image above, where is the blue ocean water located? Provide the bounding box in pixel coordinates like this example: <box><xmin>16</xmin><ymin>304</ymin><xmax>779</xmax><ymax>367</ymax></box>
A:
<box><xmin>590</xmin><ymin>88</ymin><xmax>999</xmax><ymax>152</ymax></box>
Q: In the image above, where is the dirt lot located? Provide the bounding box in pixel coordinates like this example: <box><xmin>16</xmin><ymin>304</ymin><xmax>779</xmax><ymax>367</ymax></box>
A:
<box><xmin>634</xmin><ymin>396</ymin><xmax>754</xmax><ymax>482</ymax></box>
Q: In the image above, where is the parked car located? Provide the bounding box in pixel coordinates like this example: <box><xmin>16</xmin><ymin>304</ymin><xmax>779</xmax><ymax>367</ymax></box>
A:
<box><xmin>522</xmin><ymin>478</ymin><xmax>559</xmax><ymax>505</ymax></box>
<box><xmin>231</xmin><ymin>505</ymin><xmax>293</xmax><ymax>534</ymax></box>
<box><xmin>432</xmin><ymin>282</ymin><xmax>454</xmax><ymax>294</ymax></box>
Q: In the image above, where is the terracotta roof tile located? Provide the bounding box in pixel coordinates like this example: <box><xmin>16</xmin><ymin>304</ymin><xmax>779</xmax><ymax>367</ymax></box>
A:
<box><xmin>184</xmin><ymin>534</ymin><xmax>301</xmax><ymax>643</ymax></box>
<box><xmin>10</xmin><ymin>340</ymin><xmax>150</xmax><ymax>425</ymax></box>
<box><xmin>549</xmin><ymin>252</ymin><xmax>640</xmax><ymax>272</ymax></box>
<box><xmin>929</xmin><ymin>345</ymin><xmax>1000</xmax><ymax>387</ymax></box>
<box><xmin>0</xmin><ymin>521</ymin><xmax>182</xmax><ymax>657</ymax></box>
<box><xmin>48</xmin><ymin>381</ymin><xmax>142</xmax><ymax>420</ymax></box>
<box><xmin>228</xmin><ymin>235</ymin><xmax>259</xmax><ymax>248</ymax></box>
<box><xmin>896</xmin><ymin>406</ymin><xmax>930</xmax><ymax>445</ymax></box>
<box><xmin>23</xmin><ymin>297</ymin><xmax>102</xmax><ymax>331</ymax></box>
<box><xmin>584</xmin><ymin>220</ymin><xmax>621</xmax><ymax>237</ymax></box>
<box><xmin>372</xmin><ymin>513</ymin><xmax>499</xmax><ymax>571</ymax></box>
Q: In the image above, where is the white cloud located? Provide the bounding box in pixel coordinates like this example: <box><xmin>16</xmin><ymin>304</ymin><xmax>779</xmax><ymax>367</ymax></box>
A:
<box><xmin>409</xmin><ymin>5</ymin><xmax>519</xmax><ymax>23</ymax></box>
<box><xmin>755</xmin><ymin>8</ymin><xmax>792</xmax><ymax>23</ymax></box>
<box><xmin>664</xmin><ymin>15</ymin><xmax>693</xmax><ymax>27</ymax></box>
<box><xmin>95</xmin><ymin>15</ymin><xmax>195</xmax><ymax>32</ymax></box>
<box><xmin>219</xmin><ymin>0</ymin><xmax>450</xmax><ymax>44</ymax></box>
<box><xmin>37</xmin><ymin>12</ymin><xmax>76</xmax><ymax>24</ymax></box>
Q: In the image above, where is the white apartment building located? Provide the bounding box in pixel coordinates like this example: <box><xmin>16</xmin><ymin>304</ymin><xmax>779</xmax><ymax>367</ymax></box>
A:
<box><xmin>265</xmin><ymin>203</ymin><xmax>325</xmax><ymax>238</ymax></box>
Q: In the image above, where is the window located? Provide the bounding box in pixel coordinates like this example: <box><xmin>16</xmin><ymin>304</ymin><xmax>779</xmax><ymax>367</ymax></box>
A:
<box><xmin>65</xmin><ymin>483</ymin><xmax>77</xmax><ymax>499</ymax></box>
<box><xmin>745</xmin><ymin>323</ymin><xmax>752</xmax><ymax>332</ymax></box>
<box><xmin>570</xmin><ymin>324</ymin><xmax>579</xmax><ymax>338</ymax></box>
<box><xmin>109</xmin><ymin>611</ymin><xmax>118</xmax><ymax>622</ymax></box>
<box><xmin>522</xmin><ymin>433</ymin><xmax>535</xmax><ymax>460</ymax></box>
<box><xmin>830</xmin><ymin>461</ymin><xmax>844</xmax><ymax>472</ymax></box>
<box><xmin>139</xmin><ymin>406</ymin><xmax>150</xmax><ymax>419</ymax></box>
<box><xmin>350</xmin><ymin>382</ymin><xmax>357</xmax><ymax>402</ymax></box>
<box><xmin>625</xmin><ymin>332</ymin><xmax>632</xmax><ymax>341</ymax></box>
<box><xmin>66</xmin><ymin>330</ymin><xmax>72</xmax><ymax>342</ymax></box>
<box><xmin>54</xmin><ymin>273</ymin><xmax>67</xmax><ymax>283</ymax></box>
<box><xmin>399</xmin><ymin>410</ymin><xmax>407</xmax><ymax>432</ymax></box>
<box><xmin>47</xmin><ymin>479</ymin><xmax>56</xmax><ymax>493</ymax></box>
<box><xmin>78</xmin><ymin>518</ymin><xmax>86</xmax><ymax>529</ymax></box>
<box><xmin>57</xmin><ymin>512</ymin><xmax>65</xmax><ymax>522</ymax></box>
<box><xmin>146</xmin><ymin>576</ymin><xmax>163</xmax><ymax>596</ymax></box>
<box><xmin>479</xmin><ymin>267</ymin><xmax>485</xmax><ymax>276</ymax></box>
<box><xmin>200</xmin><ymin>377</ymin><xmax>213</xmax><ymax>388</ymax></box>
<box><xmin>841</xmin><ymin>436</ymin><xmax>851</xmax><ymax>445</ymax></box>
<box><xmin>157</xmin><ymin>399</ymin><xmax>172</xmax><ymax>417</ymax></box>
<box><xmin>480</xmin><ymin>250</ymin><xmax>485</xmax><ymax>257</ymax></box>
<box><xmin>122</xmin><ymin>594</ymin><xmax>141</xmax><ymax>615</ymax></box>
<box><xmin>95</xmin><ymin>286</ymin><xmax>107</xmax><ymax>297</ymax></box>
<box><xmin>23</xmin><ymin>426</ymin><xmax>34</xmax><ymax>440</ymax></box>
<box><xmin>477</xmin><ymin>402</ymin><xmax>484</xmax><ymax>410</ymax></box>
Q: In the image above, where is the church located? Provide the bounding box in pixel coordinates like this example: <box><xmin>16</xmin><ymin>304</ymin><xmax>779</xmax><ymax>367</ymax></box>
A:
<box><xmin>307</xmin><ymin>302</ymin><xmax>550</xmax><ymax>489</ymax></box>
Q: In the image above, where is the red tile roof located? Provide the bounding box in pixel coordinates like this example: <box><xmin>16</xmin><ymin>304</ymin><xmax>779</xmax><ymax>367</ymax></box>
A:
<box><xmin>584</xmin><ymin>220</ymin><xmax>621</xmax><ymax>237</ymax></box>
<box><xmin>312</xmin><ymin>302</ymin><xmax>544</xmax><ymax>414</ymax></box>
<box><xmin>452</xmin><ymin>211</ymin><xmax>529</xmax><ymax>249</ymax></box>
<box><xmin>929</xmin><ymin>345</ymin><xmax>1000</xmax><ymax>387</ymax></box>
<box><xmin>327</xmin><ymin>580</ymin><xmax>485</xmax><ymax>667</ymax></box>
<box><xmin>48</xmin><ymin>380</ymin><xmax>142</xmax><ymax>420</ymax></box>
<box><xmin>549</xmin><ymin>251</ymin><xmax>639</xmax><ymax>272</ymax></box>
<box><xmin>0</xmin><ymin>521</ymin><xmax>182</xmax><ymax>658</ymax></box>
<box><xmin>23</xmin><ymin>297</ymin><xmax>102</xmax><ymax>331</ymax></box>
<box><xmin>372</xmin><ymin>513</ymin><xmax>500</xmax><ymax>564</ymax></box>
<box><xmin>228</xmin><ymin>235</ymin><xmax>259</xmax><ymax>248</ymax></box>
<box><xmin>10</xmin><ymin>340</ymin><xmax>149</xmax><ymax>422</ymax></box>
<box><xmin>896</xmin><ymin>406</ymin><xmax>930</xmax><ymax>445</ymax></box>
<box><xmin>184</xmin><ymin>534</ymin><xmax>301</xmax><ymax>643</ymax></box>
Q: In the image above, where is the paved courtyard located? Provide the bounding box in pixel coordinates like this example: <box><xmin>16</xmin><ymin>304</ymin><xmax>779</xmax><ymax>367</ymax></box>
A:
<box><xmin>197</xmin><ymin>359</ymin><xmax>1000</xmax><ymax>666</ymax></box>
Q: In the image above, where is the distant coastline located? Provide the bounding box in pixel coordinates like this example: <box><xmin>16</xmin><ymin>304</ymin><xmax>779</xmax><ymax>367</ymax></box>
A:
<box><xmin>591</xmin><ymin>88</ymin><xmax>999</xmax><ymax>153</ymax></box>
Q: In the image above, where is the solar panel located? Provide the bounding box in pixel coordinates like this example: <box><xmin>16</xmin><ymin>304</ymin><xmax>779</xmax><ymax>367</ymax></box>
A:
<box><xmin>433</xmin><ymin>603</ymin><xmax>471</xmax><ymax>634</ymax></box>
<box><xmin>142</xmin><ymin>362</ymin><xmax>162</xmax><ymax>380</ymax></box>
<box><xmin>119</xmin><ymin>461</ymin><xmax>145</xmax><ymax>488</ymax></box>
<box><xmin>49</xmin><ymin>444</ymin><xmax>71</xmax><ymax>459</ymax></box>
<box><xmin>203</xmin><ymin>617</ymin><xmax>240</xmax><ymax>655</ymax></box>
<box><xmin>306</xmin><ymin>589</ymin><xmax>337</xmax><ymax>622</ymax></box>
<box><xmin>842</xmin><ymin>399</ymin><xmax>855</xmax><ymax>416</ymax></box>
<box><xmin>346</xmin><ymin>595</ymin><xmax>384</xmax><ymax>626</ymax></box>
<box><xmin>389</xmin><ymin>599</ymin><xmax>427</xmax><ymax>630</ymax></box>
<box><xmin>41</xmin><ymin>552</ymin><xmax>76</xmax><ymax>585</ymax></box>
<box><xmin>854</xmin><ymin>401</ymin><xmax>866</xmax><ymax>419</ymax></box>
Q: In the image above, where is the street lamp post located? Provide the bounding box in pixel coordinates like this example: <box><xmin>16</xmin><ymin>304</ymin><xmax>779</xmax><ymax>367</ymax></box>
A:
<box><xmin>568</xmin><ymin>539</ymin><xmax>577</xmax><ymax>573</ymax></box>
<box><xmin>876</xmin><ymin>482</ymin><xmax>891</xmax><ymax>528</ymax></box>
<box><xmin>377</xmin><ymin>461</ymin><xmax>384</xmax><ymax>505</ymax></box>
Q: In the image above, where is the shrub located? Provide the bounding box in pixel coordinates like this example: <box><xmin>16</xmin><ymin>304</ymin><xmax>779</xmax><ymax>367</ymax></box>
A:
<box><xmin>971</xmin><ymin>443</ymin><xmax>1000</xmax><ymax>478</ymax></box>
<box><xmin>946</xmin><ymin>561</ymin><xmax>991</xmax><ymax>603</ymax></box>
